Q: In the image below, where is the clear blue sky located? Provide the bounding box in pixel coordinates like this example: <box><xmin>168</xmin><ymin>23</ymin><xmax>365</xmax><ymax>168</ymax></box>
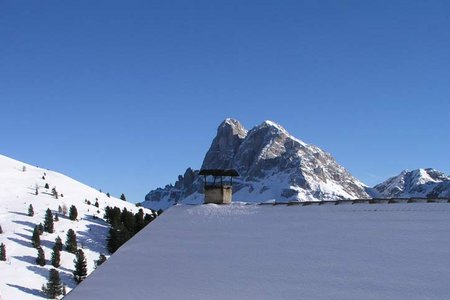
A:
<box><xmin>1</xmin><ymin>1</ymin><xmax>449</xmax><ymax>203</ymax></box>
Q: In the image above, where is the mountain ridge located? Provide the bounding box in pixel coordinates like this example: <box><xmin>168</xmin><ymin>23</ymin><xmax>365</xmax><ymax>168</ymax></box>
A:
<box><xmin>374</xmin><ymin>168</ymin><xmax>450</xmax><ymax>198</ymax></box>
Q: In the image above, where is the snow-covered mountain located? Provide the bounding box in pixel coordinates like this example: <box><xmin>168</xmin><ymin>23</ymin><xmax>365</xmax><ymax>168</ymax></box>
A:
<box><xmin>143</xmin><ymin>119</ymin><xmax>370</xmax><ymax>210</ymax></box>
<box><xmin>0</xmin><ymin>154</ymin><xmax>154</xmax><ymax>300</ymax></box>
<box><xmin>374</xmin><ymin>168</ymin><xmax>450</xmax><ymax>198</ymax></box>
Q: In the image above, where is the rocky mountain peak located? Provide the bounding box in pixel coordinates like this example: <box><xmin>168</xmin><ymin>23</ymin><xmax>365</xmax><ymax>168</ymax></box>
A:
<box><xmin>201</xmin><ymin>118</ymin><xmax>247</xmax><ymax>170</ymax></box>
<box><xmin>144</xmin><ymin>119</ymin><xmax>371</xmax><ymax>210</ymax></box>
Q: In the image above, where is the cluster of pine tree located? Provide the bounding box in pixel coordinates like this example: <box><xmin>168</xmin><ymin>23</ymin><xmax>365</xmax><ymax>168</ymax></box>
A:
<box><xmin>104</xmin><ymin>207</ymin><xmax>156</xmax><ymax>253</ymax></box>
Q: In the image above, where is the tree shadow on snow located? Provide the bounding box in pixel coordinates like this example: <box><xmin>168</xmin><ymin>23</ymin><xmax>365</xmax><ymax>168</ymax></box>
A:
<box><xmin>13</xmin><ymin>220</ymin><xmax>37</xmax><ymax>228</ymax></box>
<box><xmin>81</xmin><ymin>215</ymin><xmax>109</xmax><ymax>226</ymax></box>
<box><xmin>14</xmin><ymin>232</ymin><xmax>31</xmax><ymax>240</ymax></box>
<box><xmin>8</xmin><ymin>237</ymin><xmax>32</xmax><ymax>248</ymax></box>
<box><xmin>77</xmin><ymin>223</ymin><xmax>108</xmax><ymax>253</ymax></box>
<box><xmin>27</xmin><ymin>265</ymin><xmax>49</xmax><ymax>279</ymax></box>
<box><xmin>6</xmin><ymin>283</ymin><xmax>45</xmax><ymax>298</ymax></box>
<box><xmin>59</xmin><ymin>270</ymin><xmax>77</xmax><ymax>289</ymax></box>
<box><xmin>8</xmin><ymin>210</ymin><xmax>30</xmax><ymax>217</ymax></box>
<box><xmin>12</xmin><ymin>255</ymin><xmax>36</xmax><ymax>264</ymax></box>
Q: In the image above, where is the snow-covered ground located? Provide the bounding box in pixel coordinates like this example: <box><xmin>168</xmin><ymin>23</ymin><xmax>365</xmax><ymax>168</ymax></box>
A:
<box><xmin>0</xmin><ymin>154</ymin><xmax>152</xmax><ymax>299</ymax></box>
<box><xmin>66</xmin><ymin>202</ymin><xmax>450</xmax><ymax>300</ymax></box>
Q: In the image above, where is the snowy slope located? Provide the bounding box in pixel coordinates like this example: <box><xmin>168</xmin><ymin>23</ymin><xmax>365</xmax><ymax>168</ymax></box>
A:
<box><xmin>66</xmin><ymin>202</ymin><xmax>450</xmax><ymax>300</ymax></box>
<box><xmin>0</xmin><ymin>154</ymin><xmax>153</xmax><ymax>300</ymax></box>
<box><xmin>374</xmin><ymin>168</ymin><xmax>450</xmax><ymax>198</ymax></box>
<box><xmin>144</xmin><ymin>119</ymin><xmax>370</xmax><ymax>210</ymax></box>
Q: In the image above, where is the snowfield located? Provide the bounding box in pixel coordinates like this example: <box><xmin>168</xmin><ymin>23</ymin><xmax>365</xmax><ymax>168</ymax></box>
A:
<box><xmin>0</xmin><ymin>154</ymin><xmax>152</xmax><ymax>299</ymax></box>
<box><xmin>66</xmin><ymin>202</ymin><xmax>450</xmax><ymax>300</ymax></box>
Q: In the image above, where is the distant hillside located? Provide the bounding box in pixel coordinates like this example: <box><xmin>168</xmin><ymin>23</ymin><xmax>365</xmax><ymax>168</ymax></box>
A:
<box><xmin>0</xmin><ymin>154</ymin><xmax>155</xmax><ymax>300</ymax></box>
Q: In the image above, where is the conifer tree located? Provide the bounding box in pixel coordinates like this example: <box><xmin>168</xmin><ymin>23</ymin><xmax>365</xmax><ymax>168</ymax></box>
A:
<box><xmin>73</xmin><ymin>249</ymin><xmax>87</xmax><ymax>284</ymax></box>
<box><xmin>42</xmin><ymin>268</ymin><xmax>63</xmax><ymax>298</ymax></box>
<box><xmin>51</xmin><ymin>187</ymin><xmax>58</xmax><ymax>199</ymax></box>
<box><xmin>38</xmin><ymin>223</ymin><xmax>44</xmax><ymax>235</ymax></box>
<box><xmin>28</xmin><ymin>204</ymin><xmax>34</xmax><ymax>217</ymax></box>
<box><xmin>106</xmin><ymin>227</ymin><xmax>119</xmax><ymax>254</ymax></box>
<box><xmin>0</xmin><ymin>224</ymin><xmax>3</xmax><ymax>234</ymax></box>
<box><xmin>54</xmin><ymin>213</ymin><xmax>59</xmax><ymax>222</ymax></box>
<box><xmin>69</xmin><ymin>205</ymin><xmax>78</xmax><ymax>221</ymax></box>
<box><xmin>51</xmin><ymin>246</ymin><xmax>61</xmax><ymax>268</ymax></box>
<box><xmin>65</xmin><ymin>229</ymin><xmax>77</xmax><ymax>253</ymax></box>
<box><xmin>36</xmin><ymin>246</ymin><xmax>46</xmax><ymax>266</ymax></box>
<box><xmin>32</xmin><ymin>226</ymin><xmax>41</xmax><ymax>248</ymax></box>
<box><xmin>44</xmin><ymin>208</ymin><xmax>54</xmax><ymax>233</ymax></box>
<box><xmin>54</xmin><ymin>236</ymin><xmax>63</xmax><ymax>251</ymax></box>
<box><xmin>135</xmin><ymin>209</ymin><xmax>145</xmax><ymax>233</ymax></box>
<box><xmin>45</xmin><ymin>183</ymin><xmax>49</xmax><ymax>189</ymax></box>
<box><xmin>62</xmin><ymin>285</ymin><xmax>66</xmax><ymax>296</ymax></box>
<box><xmin>95</xmin><ymin>253</ymin><xmax>107</xmax><ymax>268</ymax></box>
<box><xmin>0</xmin><ymin>243</ymin><xmax>6</xmax><ymax>261</ymax></box>
<box><xmin>58</xmin><ymin>205</ymin><xmax>63</xmax><ymax>214</ymax></box>
<box><xmin>120</xmin><ymin>193</ymin><xmax>127</xmax><ymax>201</ymax></box>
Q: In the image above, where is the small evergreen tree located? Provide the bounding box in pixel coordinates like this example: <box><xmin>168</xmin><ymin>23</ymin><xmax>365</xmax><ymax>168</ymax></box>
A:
<box><xmin>32</xmin><ymin>225</ymin><xmax>41</xmax><ymax>248</ymax></box>
<box><xmin>45</xmin><ymin>183</ymin><xmax>49</xmax><ymax>189</ymax></box>
<box><xmin>0</xmin><ymin>224</ymin><xmax>3</xmax><ymax>234</ymax></box>
<box><xmin>95</xmin><ymin>253</ymin><xmax>107</xmax><ymax>268</ymax></box>
<box><xmin>69</xmin><ymin>205</ymin><xmax>78</xmax><ymax>221</ymax></box>
<box><xmin>54</xmin><ymin>236</ymin><xmax>63</xmax><ymax>251</ymax></box>
<box><xmin>28</xmin><ymin>204</ymin><xmax>34</xmax><ymax>217</ymax></box>
<box><xmin>42</xmin><ymin>268</ymin><xmax>63</xmax><ymax>299</ymax></box>
<box><xmin>54</xmin><ymin>213</ymin><xmax>59</xmax><ymax>222</ymax></box>
<box><xmin>51</xmin><ymin>246</ymin><xmax>61</xmax><ymax>268</ymax></box>
<box><xmin>52</xmin><ymin>187</ymin><xmax>58</xmax><ymax>199</ymax></box>
<box><xmin>62</xmin><ymin>285</ymin><xmax>66</xmax><ymax>296</ymax></box>
<box><xmin>73</xmin><ymin>249</ymin><xmax>88</xmax><ymax>284</ymax></box>
<box><xmin>106</xmin><ymin>227</ymin><xmax>119</xmax><ymax>254</ymax></box>
<box><xmin>65</xmin><ymin>229</ymin><xmax>77</xmax><ymax>253</ymax></box>
<box><xmin>106</xmin><ymin>192</ymin><xmax>110</xmax><ymax>198</ymax></box>
<box><xmin>38</xmin><ymin>223</ymin><xmax>44</xmax><ymax>235</ymax></box>
<box><xmin>0</xmin><ymin>243</ymin><xmax>6</xmax><ymax>261</ymax></box>
<box><xmin>35</xmin><ymin>184</ymin><xmax>39</xmax><ymax>195</ymax></box>
<box><xmin>58</xmin><ymin>205</ymin><xmax>63</xmax><ymax>214</ymax></box>
<box><xmin>120</xmin><ymin>193</ymin><xmax>127</xmax><ymax>201</ymax></box>
<box><xmin>44</xmin><ymin>208</ymin><xmax>54</xmax><ymax>233</ymax></box>
<box><xmin>36</xmin><ymin>246</ymin><xmax>46</xmax><ymax>266</ymax></box>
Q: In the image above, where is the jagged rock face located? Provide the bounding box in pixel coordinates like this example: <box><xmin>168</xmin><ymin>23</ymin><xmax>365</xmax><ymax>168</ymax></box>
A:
<box><xmin>143</xmin><ymin>119</ymin><xmax>371</xmax><ymax>210</ymax></box>
<box><xmin>374</xmin><ymin>168</ymin><xmax>450</xmax><ymax>198</ymax></box>
<box><xmin>202</xmin><ymin>119</ymin><xmax>247</xmax><ymax>170</ymax></box>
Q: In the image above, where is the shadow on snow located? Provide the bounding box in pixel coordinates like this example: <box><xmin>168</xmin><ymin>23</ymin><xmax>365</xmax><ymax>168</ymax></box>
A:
<box><xmin>6</xmin><ymin>283</ymin><xmax>46</xmax><ymax>299</ymax></box>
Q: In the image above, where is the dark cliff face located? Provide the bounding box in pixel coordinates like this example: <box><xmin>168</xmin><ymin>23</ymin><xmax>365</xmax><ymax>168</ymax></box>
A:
<box><xmin>143</xmin><ymin>119</ymin><xmax>370</xmax><ymax>210</ymax></box>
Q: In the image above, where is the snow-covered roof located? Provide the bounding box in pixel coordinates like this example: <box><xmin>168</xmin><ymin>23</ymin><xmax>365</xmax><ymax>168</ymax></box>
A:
<box><xmin>66</xmin><ymin>202</ymin><xmax>450</xmax><ymax>300</ymax></box>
